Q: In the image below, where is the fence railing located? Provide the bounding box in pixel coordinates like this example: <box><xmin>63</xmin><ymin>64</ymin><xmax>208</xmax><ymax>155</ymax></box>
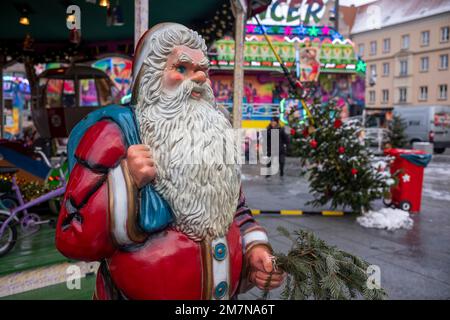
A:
<box><xmin>218</xmin><ymin>103</ymin><xmax>280</xmax><ymax>120</ymax></box>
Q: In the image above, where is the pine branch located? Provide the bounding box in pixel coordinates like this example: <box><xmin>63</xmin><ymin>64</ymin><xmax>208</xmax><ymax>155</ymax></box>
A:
<box><xmin>262</xmin><ymin>227</ymin><xmax>387</xmax><ymax>300</ymax></box>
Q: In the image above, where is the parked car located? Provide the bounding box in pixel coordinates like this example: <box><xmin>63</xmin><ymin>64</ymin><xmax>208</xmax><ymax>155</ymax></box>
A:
<box><xmin>393</xmin><ymin>105</ymin><xmax>450</xmax><ymax>154</ymax></box>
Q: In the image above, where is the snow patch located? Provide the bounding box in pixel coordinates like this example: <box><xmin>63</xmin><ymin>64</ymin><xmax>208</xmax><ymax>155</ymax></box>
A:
<box><xmin>357</xmin><ymin>208</ymin><xmax>413</xmax><ymax>231</ymax></box>
<box><xmin>425</xmin><ymin>167</ymin><xmax>450</xmax><ymax>179</ymax></box>
<box><xmin>422</xmin><ymin>188</ymin><xmax>450</xmax><ymax>201</ymax></box>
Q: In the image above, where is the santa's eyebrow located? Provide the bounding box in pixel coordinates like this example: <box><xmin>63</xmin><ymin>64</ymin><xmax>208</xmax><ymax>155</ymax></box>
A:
<box><xmin>178</xmin><ymin>53</ymin><xmax>193</xmax><ymax>64</ymax></box>
<box><xmin>177</xmin><ymin>53</ymin><xmax>210</xmax><ymax>69</ymax></box>
<box><xmin>198</xmin><ymin>57</ymin><xmax>210</xmax><ymax>69</ymax></box>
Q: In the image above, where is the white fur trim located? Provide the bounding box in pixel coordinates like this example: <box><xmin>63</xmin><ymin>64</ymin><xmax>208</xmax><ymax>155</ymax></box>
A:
<box><xmin>243</xmin><ymin>230</ymin><xmax>269</xmax><ymax>251</ymax></box>
<box><xmin>109</xmin><ymin>166</ymin><xmax>133</xmax><ymax>246</ymax></box>
<box><xmin>211</xmin><ymin>236</ymin><xmax>230</xmax><ymax>300</ymax></box>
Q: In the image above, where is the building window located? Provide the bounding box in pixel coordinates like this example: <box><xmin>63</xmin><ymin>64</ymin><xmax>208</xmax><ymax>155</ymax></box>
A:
<box><xmin>440</xmin><ymin>54</ymin><xmax>448</xmax><ymax>70</ymax></box>
<box><xmin>400</xmin><ymin>60</ymin><xmax>408</xmax><ymax>76</ymax></box>
<box><xmin>441</xmin><ymin>26</ymin><xmax>449</xmax><ymax>42</ymax></box>
<box><xmin>370</xmin><ymin>64</ymin><xmax>377</xmax><ymax>77</ymax></box>
<box><xmin>419</xmin><ymin>86</ymin><xmax>428</xmax><ymax>101</ymax></box>
<box><xmin>439</xmin><ymin>84</ymin><xmax>448</xmax><ymax>100</ymax></box>
<box><xmin>382</xmin><ymin>62</ymin><xmax>390</xmax><ymax>76</ymax></box>
<box><xmin>370</xmin><ymin>41</ymin><xmax>377</xmax><ymax>55</ymax></box>
<box><xmin>358</xmin><ymin>44</ymin><xmax>364</xmax><ymax>56</ymax></box>
<box><xmin>399</xmin><ymin>87</ymin><xmax>407</xmax><ymax>103</ymax></box>
<box><xmin>369</xmin><ymin>90</ymin><xmax>376</xmax><ymax>103</ymax></box>
<box><xmin>383</xmin><ymin>38</ymin><xmax>390</xmax><ymax>53</ymax></box>
<box><xmin>402</xmin><ymin>35</ymin><xmax>410</xmax><ymax>49</ymax></box>
<box><xmin>382</xmin><ymin>89</ymin><xmax>389</xmax><ymax>103</ymax></box>
<box><xmin>421</xmin><ymin>31</ymin><xmax>430</xmax><ymax>46</ymax></box>
<box><xmin>420</xmin><ymin>57</ymin><xmax>429</xmax><ymax>72</ymax></box>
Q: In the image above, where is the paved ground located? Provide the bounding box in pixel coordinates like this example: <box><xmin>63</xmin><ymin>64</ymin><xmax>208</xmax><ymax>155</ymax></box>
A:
<box><xmin>238</xmin><ymin>154</ymin><xmax>450</xmax><ymax>300</ymax></box>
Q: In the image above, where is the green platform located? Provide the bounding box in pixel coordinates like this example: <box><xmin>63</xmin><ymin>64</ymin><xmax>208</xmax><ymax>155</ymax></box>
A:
<box><xmin>0</xmin><ymin>221</ymin><xmax>90</xmax><ymax>299</ymax></box>
<box><xmin>0</xmin><ymin>224</ymin><xmax>68</xmax><ymax>276</ymax></box>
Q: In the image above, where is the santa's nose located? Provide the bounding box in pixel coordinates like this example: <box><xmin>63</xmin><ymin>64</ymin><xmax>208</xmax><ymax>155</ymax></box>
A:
<box><xmin>191</xmin><ymin>70</ymin><xmax>207</xmax><ymax>84</ymax></box>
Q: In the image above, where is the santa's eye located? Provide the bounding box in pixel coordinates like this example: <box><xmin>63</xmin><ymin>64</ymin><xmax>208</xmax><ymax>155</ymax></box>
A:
<box><xmin>176</xmin><ymin>65</ymin><xmax>186</xmax><ymax>74</ymax></box>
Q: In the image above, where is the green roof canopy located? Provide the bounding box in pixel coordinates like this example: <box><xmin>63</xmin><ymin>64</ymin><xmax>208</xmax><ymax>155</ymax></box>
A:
<box><xmin>0</xmin><ymin>0</ymin><xmax>230</xmax><ymax>42</ymax></box>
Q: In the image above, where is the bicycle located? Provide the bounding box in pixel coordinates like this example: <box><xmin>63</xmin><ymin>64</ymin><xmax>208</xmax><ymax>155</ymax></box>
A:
<box><xmin>0</xmin><ymin>148</ymin><xmax>67</xmax><ymax>257</ymax></box>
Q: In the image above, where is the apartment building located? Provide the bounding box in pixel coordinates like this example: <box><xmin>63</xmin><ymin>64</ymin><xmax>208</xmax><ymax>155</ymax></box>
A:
<box><xmin>348</xmin><ymin>0</ymin><xmax>450</xmax><ymax>112</ymax></box>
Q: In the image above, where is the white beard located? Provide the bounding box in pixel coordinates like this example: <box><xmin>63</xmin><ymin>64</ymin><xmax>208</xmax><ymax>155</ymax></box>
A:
<box><xmin>136</xmin><ymin>80</ymin><xmax>241</xmax><ymax>241</ymax></box>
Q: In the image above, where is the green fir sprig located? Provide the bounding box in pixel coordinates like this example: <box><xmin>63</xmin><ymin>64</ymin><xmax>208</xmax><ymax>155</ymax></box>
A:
<box><xmin>262</xmin><ymin>227</ymin><xmax>387</xmax><ymax>300</ymax></box>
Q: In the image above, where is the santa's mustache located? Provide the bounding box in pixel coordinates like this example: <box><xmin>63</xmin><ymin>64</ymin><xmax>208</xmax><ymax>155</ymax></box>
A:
<box><xmin>175</xmin><ymin>79</ymin><xmax>215</xmax><ymax>104</ymax></box>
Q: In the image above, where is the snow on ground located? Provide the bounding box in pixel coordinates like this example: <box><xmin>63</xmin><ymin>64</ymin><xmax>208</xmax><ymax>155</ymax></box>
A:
<box><xmin>425</xmin><ymin>164</ymin><xmax>450</xmax><ymax>181</ymax></box>
<box><xmin>423</xmin><ymin>162</ymin><xmax>450</xmax><ymax>201</ymax></box>
<box><xmin>357</xmin><ymin>208</ymin><xmax>414</xmax><ymax>231</ymax></box>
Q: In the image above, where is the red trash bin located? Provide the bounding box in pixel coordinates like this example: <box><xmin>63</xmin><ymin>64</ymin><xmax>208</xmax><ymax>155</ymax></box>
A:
<box><xmin>384</xmin><ymin>148</ymin><xmax>432</xmax><ymax>213</ymax></box>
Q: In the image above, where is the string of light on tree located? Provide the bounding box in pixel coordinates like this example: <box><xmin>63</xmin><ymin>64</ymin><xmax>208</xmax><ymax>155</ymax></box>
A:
<box><xmin>245</xmin><ymin>24</ymin><xmax>343</xmax><ymax>41</ymax></box>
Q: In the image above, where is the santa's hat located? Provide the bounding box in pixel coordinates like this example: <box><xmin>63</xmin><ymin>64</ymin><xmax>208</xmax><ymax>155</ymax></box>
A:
<box><xmin>130</xmin><ymin>23</ymin><xmax>189</xmax><ymax>105</ymax></box>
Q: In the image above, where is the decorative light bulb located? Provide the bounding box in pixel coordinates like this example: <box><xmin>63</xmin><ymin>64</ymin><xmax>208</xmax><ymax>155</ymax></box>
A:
<box><xmin>19</xmin><ymin>16</ymin><xmax>30</xmax><ymax>25</ymax></box>
<box><xmin>99</xmin><ymin>0</ymin><xmax>110</xmax><ymax>7</ymax></box>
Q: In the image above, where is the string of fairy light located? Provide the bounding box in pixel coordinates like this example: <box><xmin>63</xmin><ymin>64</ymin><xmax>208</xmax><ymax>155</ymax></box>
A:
<box><xmin>199</xmin><ymin>3</ymin><xmax>235</xmax><ymax>45</ymax></box>
<box><xmin>0</xmin><ymin>174</ymin><xmax>59</xmax><ymax>201</ymax></box>
<box><xmin>0</xmin><ymin>41</ymin><xmax>135</xmax><ymax>65</ymax></box>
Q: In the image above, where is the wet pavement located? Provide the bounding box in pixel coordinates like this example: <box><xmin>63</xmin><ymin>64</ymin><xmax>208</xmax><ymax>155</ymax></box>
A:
<box><xmin>238</xmin><ymin>154</ymin><xmax>450</xmax><ymax>300</ymax></box>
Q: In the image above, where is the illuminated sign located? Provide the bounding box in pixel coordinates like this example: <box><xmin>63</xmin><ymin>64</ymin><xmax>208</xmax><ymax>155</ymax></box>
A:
<box><xmin>248</xmin><ymin>0</ymin><xmax>329</xmax><ymax>26</ymax></box>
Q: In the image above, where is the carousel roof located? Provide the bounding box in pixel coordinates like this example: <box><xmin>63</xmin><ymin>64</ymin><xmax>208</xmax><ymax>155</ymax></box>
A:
<box><xmin>0</xmin><ymin>0</ymin><xmax>270</xmax><ymax>63</ymax></box>
<box><xmin>0</xmin><ymin>0</ymin><xmax>229</xmax><ymax>42</ymax></box>
<box><xmin>38</xmin><ymin>65</ymin><xmax>111</xmax><ymax>79</ymax></box>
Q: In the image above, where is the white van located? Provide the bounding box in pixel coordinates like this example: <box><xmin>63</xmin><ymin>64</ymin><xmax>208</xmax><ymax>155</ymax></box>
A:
<box><xmin>393</xmin><ymin>105</ymin><xmax>450</xmax><ymax>154</ymax></box>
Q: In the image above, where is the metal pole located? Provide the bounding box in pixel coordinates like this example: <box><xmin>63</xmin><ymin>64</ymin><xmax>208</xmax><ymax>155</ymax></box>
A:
<box><xmin>334</xmin><ymin>0</ymin><xmax>339</xmax><ymax>32</ymax></box>
<box><xmin>0</xmin><ymin>56</ymin><xmax>4</xmax><ymax>139</ymax></box>
<box><xmin>134</xmin><ymin>0</ymin><xmax>149</xmax><ymax>49</ymax></box>
<box><xmin>232</xmin><ymin>0</ymin><xmax>246</xmax><ymax>129</ymax></box>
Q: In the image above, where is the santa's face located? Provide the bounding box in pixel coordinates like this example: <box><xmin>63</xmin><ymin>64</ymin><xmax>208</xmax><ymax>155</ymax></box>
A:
<box><xmin>162</xmin><ymin>45</ymin><xmax>211</xmax><ymax>99</ymax></box>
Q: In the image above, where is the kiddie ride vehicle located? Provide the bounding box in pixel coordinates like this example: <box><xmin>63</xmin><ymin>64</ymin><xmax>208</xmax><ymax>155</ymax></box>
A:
<box><xmin>0</xmin><ymin>148</ymin><xmax>67</xmax><ymax>257</ymax></box>
<box><xmin>32</xmin><ymin>65</ymin><xmax>118</xmax><ymax>139</ymax></box>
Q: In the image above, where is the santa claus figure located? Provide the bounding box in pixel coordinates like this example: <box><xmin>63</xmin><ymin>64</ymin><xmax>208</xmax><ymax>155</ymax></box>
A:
<box><xmin>55</xmin><ymin>23</ymin><xmax>284</xmax><ymax>300</ymax></box>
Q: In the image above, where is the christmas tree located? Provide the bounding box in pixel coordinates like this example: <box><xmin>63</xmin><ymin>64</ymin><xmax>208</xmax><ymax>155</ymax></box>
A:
<box><xmin>387</xmin><ymin>114</ymin><xmax>408</xmax><ymax>148</ymax></box>
<box><xmin>288</xmin><ymin>98</ymin><xmax>394</xmax><ymax>214</ymax></box>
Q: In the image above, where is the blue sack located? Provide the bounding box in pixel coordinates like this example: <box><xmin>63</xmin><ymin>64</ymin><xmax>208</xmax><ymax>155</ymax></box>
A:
<box><xmin>67</xmin><ymin>105</ymin><xmax>173</xmax><ymax>235</ymax></box>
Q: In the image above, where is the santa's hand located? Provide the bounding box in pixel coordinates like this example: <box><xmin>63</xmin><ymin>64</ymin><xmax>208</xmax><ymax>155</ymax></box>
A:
<box><xmin>126</xmin><ymin>145</ymin><xmax>156</xmax><ymax>188</ymax></box>
<box><xmin>246</xmin><ymin>245</ymin><xmax>285</xmax><ymax>290</ymax></box>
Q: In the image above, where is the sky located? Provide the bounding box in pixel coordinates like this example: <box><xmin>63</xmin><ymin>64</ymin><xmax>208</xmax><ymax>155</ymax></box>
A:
<box><xmin>339</xmin><ymin>0</ymin><xmax>377</xmax><ymax>6</ymax></box>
